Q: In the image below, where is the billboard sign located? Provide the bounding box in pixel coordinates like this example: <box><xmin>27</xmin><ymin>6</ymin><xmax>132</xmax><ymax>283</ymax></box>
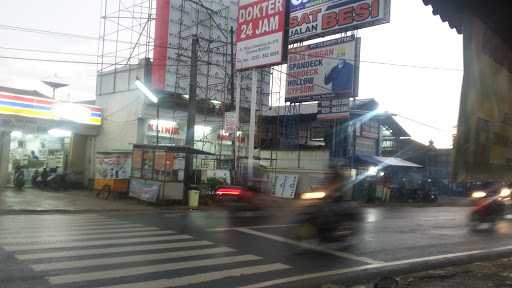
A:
<box><xmin>318</xmin><ymin>97</ymin><xmax>350</xmax><ymax>120</ymax></box>
<box><xmin>235</xmin><ymin>0</ymin><xmax>287</xmax><ymax>70</ymax></box>
<box><xmin>286</xmin><ymin>35</ymin><xmax>359</xmax><ymax>102</ymax></box>
<box><xmin>288</xmin><ymin>0</ymin><xmax>390</xmax><ymax>43</ymax></box>
<box><xmin>454</xmin><ymin>16</ymin><xmax>512</xmax><ymax>181</ymax></box>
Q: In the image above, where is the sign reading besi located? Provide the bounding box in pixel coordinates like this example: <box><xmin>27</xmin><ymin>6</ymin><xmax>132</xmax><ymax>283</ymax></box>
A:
<box><xmin>286</xmin><ymin>35</ymin><xmax>359</xmax><ymax>102</ymax></box>
<box><xmin>288</xmin><ymin>0</ymin><xmax>390</xmax><ymax>43</ymax></box>
<box><xmin>235</xmin><ymin>0</ymin><xmax>287</xmax><ymax>70</ymax></box>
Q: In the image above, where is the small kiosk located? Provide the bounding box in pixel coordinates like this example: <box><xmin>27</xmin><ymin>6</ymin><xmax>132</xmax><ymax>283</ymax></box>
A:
<box><xmin>129</xmin><ymin>144</ymin><xmax>214</xmax><ymax>203</ymax></box>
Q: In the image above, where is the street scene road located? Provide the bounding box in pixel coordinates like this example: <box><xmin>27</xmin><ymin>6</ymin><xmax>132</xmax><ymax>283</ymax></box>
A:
<box><xmin>3</xmin><ymin>206</ymin><xmax>512</xmax><ymax>288</ymax></box>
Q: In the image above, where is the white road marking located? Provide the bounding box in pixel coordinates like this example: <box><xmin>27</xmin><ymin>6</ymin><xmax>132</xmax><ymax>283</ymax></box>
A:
<box><xmin>0</xmin><ymin>227</ymin><xmax>159</xmax><ymax>239</ymax></box>
<box><xmin>233</xmin><ymin>228</ymin><xmax>383</xmax><ymax>265</ymax></box>
<box><xmin>0</xmin><ymin>220</ymin><xmax>128</xmax><ymax>229</ymax></box>
<box><xmin>209</xmin><ymin>224</ymin><xmax>297</xmax><ymax>231</ymax></box>
<box><xmin>240</xmin><ymin>244</ymin><xmax>512</xmax><ymax>288</ymax></box>
<box><xmin>48</xmin><ymin>255</ymin><xmax>262</xmax><ymax>284</ymax></box>
<box><xmin>4</xmin><ymin>235</ymin><xmax>193</xmax><ymax>251</ymax></box>
<box><xmin>15</xmin><ymin>240</ymin><xmax>214</xmax><ymax>260</ymax></box>
<box><xmin>98</xmin><ymin>263</ymin><xmax>291</xmax><ymax>288</ymax></box>
<box><xmin>0</xmin><ymin>224</ymin><xmax>145</xmax><ymax>233</ymax></box>
<box><xmin>421</xmin><ymin>217</ymin><xmax>457</xmax><ymax>221</ymax></box>
<box><xmin>32</xmin><ymin>247</ymin><xmax>235</xmax><ymax>271</ymax></box>
<box><xmin>0</xmin><ymin>230</ymin><xmax>175</xmax><ymax>244</ymax></box>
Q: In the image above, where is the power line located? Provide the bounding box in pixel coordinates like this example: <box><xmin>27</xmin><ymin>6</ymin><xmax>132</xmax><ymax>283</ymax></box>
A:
<box><xmin>0</xmin><ymin>54</ymin><xmax>219</xmax><ymax>68</ymax></box>
<box><xmin>0</xmin><ymin>45</ymin><xmax>102</xmax><ymax>58</ymax></box>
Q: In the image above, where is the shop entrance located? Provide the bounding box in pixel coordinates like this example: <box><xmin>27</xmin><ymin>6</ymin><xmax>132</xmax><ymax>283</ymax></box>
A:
<box><xmin>8</xmin><ymin>129</ymin><xmax>71</xmax><ymax>187</ymax></box>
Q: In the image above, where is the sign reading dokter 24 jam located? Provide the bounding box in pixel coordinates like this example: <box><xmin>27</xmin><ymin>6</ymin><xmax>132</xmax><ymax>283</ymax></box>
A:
<box><xmin>288</xmin><ymin>0</ymin><xmax>390</xmax><ymax>43</ymax></box>
<box><xmin>235</xmin><ymin>0</ymin><xmax>287</xmax><ymax>70</ymax></box>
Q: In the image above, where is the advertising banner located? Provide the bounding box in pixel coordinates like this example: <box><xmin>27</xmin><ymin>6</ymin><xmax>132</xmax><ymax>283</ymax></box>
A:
<box><xmin>95</xmin><ymin>153</ymin><xmax>131</xmax><ymax>179</ymax></box>
<box><xmin>318</xmin><ymin>97</ymin><xmax>350</xmax><ymax>120</ymax></box>
<box><xmin>286</xmin><ymin>35</ymin><xmax>359</xmax><ymax>102</ymax></box>
<box><xmin>288</xmin><ymin>0</ymin><xmax>390</xmax><ymax>43</ymax></box>
<box><xmin>223</xmin><ymin>111</ymin><xmax>237</xmax><ymax>134</ymax></box>
<box><xmin>454</xmin><ymin>16</ymin><xmax>512</xmax><ymax>181</ymax></box>
<box><xmin>235</xmin><ymin>0</ymin><xmax>287</xmax><ymax>70</ymax></box>
<box><xmin>129</xmin><ymin>179</ymin><xmax>160</xmax><ymax>203</ymax></box>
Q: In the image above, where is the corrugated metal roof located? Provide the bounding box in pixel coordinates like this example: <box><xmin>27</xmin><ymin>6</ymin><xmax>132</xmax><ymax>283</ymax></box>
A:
<box><xmin>0</xmin><ymin>85</ymin><xmax>50</xmax><ymax>99</ymax></box>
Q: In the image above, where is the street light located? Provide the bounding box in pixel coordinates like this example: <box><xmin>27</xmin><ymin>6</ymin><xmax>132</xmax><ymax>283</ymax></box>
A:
<box><xmin>135</xmin><ymin>79</ymin><xmax>160</xmax><ymax>144</ymax></box>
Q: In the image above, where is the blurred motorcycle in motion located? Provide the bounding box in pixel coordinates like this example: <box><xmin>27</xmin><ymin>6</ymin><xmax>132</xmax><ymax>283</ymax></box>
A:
<box><xmin>469</xmin><ymin>182</ymin><xmax>511</xmax><ymax>230</ymax></box>
<box><xmin>294</xmin><ymin>191</ymin><xmax>362</xmax><ymax>243</ymax></box>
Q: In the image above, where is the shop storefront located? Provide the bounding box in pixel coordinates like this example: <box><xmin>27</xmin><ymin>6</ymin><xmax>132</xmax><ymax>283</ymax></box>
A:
<box><xmin>0</xmin><ymin>89</ymin><xmax>102</xmax><ymax>187</ymax></box>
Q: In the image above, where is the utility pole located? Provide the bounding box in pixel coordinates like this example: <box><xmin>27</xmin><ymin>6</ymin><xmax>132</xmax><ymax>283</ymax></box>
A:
<box><xmin>184</xmin><ymin>36</ymin><xmax>199</xmax><ymax>202</ymax></box>
<box><xmin>248</xmin><ymin>69</ymin><xmax>257</xmax><ymax>178</ymax></box>
<box><xmin>229</xmin><ymin>26</ymin><xmax>237</xmax><ymax>184</ymax></box>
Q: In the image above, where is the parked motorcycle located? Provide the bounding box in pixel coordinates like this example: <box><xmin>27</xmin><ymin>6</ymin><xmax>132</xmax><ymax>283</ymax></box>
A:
<box><xmin>13</xmin><ymin>166</ymin><xmax>25</xmax><ymax>190</ymax></box>
<box><xmin>469</xmin><ymin>184</ymin><xmax>511</xmax><ymax>230</ymax></box>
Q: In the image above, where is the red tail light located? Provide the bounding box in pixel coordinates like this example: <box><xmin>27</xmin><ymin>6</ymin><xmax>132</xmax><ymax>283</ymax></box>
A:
<box><xmin>216</xmin><ymin>187</ymin><xmax>242</xmax><ymax>196</ymax></box>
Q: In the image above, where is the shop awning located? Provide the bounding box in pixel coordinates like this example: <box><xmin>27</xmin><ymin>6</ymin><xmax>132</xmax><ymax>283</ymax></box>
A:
<box><xmin>357</xmin><ymin>155</ymin><xmax>423</xmax><ymax>168</ymax></box>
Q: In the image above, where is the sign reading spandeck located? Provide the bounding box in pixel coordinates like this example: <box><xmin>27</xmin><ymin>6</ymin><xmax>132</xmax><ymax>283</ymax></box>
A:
<box><xmin>288</xmin><ymin>0</ymin><xmax>390</xmax><ymax>43</ymax></box>
<box><xmin>286</xmin><ymin>35</ymin><xmax>359</xmax><ymax>102</ymax></box>
<box><xmin>235</xmin><ymin>0</ymin><xmax>287</xmax><ymax>70</ymax></box>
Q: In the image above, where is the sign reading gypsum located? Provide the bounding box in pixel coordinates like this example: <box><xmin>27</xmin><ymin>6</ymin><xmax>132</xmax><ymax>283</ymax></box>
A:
<box><xmin>235</xmin><ymin>0</ymin><xmax>287</xmax><ymax>70</ymax></box>
<box><xmin>288</xmin><ymin>0</ymin><xmax>390</xmax><ymax>43</ymax></box>
<box><xmin>286</xmin><ymin>35</ymin><xmax>359</xmax><ymax>102</ymax></box>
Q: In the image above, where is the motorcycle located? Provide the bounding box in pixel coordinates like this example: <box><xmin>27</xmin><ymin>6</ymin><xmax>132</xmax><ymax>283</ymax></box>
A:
<box><xmin>469</xmin><ymin>184</ymin><xmax>511</xmax><ymax>230</ymax></box>
<box><xmin>13</xmin><ymin>166</ymin><xmax>25</xmax><ymax>190</ymax></box>
<box><xmin>294</xmin><ymin>192</ymin><xmax>362</xmax><ymax>243</ymax></box>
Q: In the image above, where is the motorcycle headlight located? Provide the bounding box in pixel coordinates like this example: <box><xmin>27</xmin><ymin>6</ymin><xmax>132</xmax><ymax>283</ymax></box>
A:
<box><xmin>500</xmin><ymin>188</ymin><xmax>511</xmax><ymax>197</ymax></box>
<box><xmin>300</xmin><ymin>191</ymin><xmax>326</xmax><ymax>200</ymax></box>
<box><xmin>471</xmin><ymin>191</ymin><xmax>487</xmax><ymax>198</ymax></box>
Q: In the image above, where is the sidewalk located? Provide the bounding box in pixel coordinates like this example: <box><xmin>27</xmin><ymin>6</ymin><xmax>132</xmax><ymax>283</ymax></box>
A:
<box><xmin>0</xmin><ymin>187</ymin><xmax>158</xmax><ymax>214</ymax></box>
<box><xmin>395</xmin><ymin>257</ymin><xmax>512</xmax><ymax>288</ymax></box>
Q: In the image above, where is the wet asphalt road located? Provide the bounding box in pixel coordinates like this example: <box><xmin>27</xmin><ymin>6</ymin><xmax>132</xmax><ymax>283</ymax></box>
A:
<box><xmin>2</xmin><ymin>206</ymin><xmax>512</xmax><ymax>287</ymax></box>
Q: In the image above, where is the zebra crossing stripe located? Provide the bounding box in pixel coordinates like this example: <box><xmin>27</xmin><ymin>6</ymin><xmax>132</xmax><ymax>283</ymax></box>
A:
<box><xmin>4</xmin><ymin>235</ymin><xmax>193</xmax><ymax>251</ymax></box>
<box><xmin>0</xmin><ymin>230</ymin><xmax>176</xmax><ymax>244</ymax></box>
<box><xmin>32</xmin><ymin>247</ymin><xmax>236</xmax><ymax>271</ymax></box>
<box><xmin>0</xmin><ymin>227</ymin><xmax>159</xmax><ymax>240</ymax></box>
<box><xmin>0</xmin><ymin>224</ymin><xmax>146</xmax><ymax>234</ymax></box>
<box><xmin>96</xmin><ymin>263</ymin><xmax>291</xmax><ymax>288</ymax></box>
<box><xmin>15</xmin><ymin>240</ymin><xmax>214</xmax><ymax>260</ymax></box>
<box><xmin>48</xmin><ymin>255</ymin><xmax>262</xmax><ymax>284</ymax></box>
<box><xmin>0</xmin><ymin>220</ymin><xmax>128</xmax><ymax>230</ymax></box>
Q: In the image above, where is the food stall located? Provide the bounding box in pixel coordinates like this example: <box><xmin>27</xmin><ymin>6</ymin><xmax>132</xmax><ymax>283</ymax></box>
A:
<box><xmin>129</xmin><ymin>144</ymin><xmax>214</xmax><ymax>203</ymax></box>
<box><xmin>94</xmin><ymin>152</ymin><xmax>131</xmax><ymax>199</ymax></box>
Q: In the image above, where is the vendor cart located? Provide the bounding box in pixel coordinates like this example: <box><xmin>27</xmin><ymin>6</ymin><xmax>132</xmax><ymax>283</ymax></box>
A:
<box><xmin>94</xmin><ymin>152</ymin><xmax>131</xmax><ymax>199</ymax></box>
<box><xmin>129</xmin><ymin>144</ymin><xmax>214</xmax><ymax>203</ymax></box>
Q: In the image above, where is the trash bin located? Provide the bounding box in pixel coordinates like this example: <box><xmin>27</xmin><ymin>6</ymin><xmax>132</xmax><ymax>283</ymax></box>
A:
<box><xmin>188</xmin><ymin>189</ymin><xmax>200</xmax><ymax>209</ymax></box>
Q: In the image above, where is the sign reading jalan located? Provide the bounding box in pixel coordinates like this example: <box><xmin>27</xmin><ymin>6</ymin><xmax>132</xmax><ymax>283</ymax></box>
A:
<box><xmin>235</xmin><ymin>0</ymin><xmax>287</xmax><ymax>70</ymax></box>
<box><xmin>288</xmin><ymin>0</ymin><xmax>390</xmax><ymax>43</ymax></box>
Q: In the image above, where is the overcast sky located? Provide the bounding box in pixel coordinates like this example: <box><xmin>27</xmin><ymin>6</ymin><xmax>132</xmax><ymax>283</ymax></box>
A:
<box><xmin>0</xmin><ymin>0</ymin><xmax>462</xmax><ymax>148</ymax></box>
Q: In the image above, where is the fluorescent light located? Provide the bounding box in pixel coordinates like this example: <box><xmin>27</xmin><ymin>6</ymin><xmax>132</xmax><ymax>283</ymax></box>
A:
<box><xmin>53</xmin><ymin>102</ymin><xmax>91</xmax><ymax>124</ymax></box>
<box><xmin>210</xmin><ymin>100</ymin><xmax>222</xmax><ymax>105</ymax></box>
<box><xmin>135</xmin><ymin>80</ymin><xmax>158</xmax><ymax>103</ymax></box>
<box><xmin>368</xmin><ymin>166</ymin><xmax>378</xmax><ymax>176</ymax></box>
<box><xmin>300</xmin><ymin>192</ymin><xmax>326</xmax><ymax>200</ymax></box>
<box><xmin>48</xmin><ymin>128</ymin><xmax>72</xmax><ymax>138</ymax></box>
<box><xmin>182</xmin><ymin>94</ymin><xmax>189</xmax><ymax>99</ymax></box>
<box><xmin>11</xmin><ymin>131</ymin><xmax>22</xmax><ymax>138</ymax></box>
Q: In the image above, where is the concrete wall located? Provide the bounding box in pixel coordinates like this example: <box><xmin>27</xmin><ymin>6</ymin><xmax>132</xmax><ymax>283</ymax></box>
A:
<box><xmin>95</xmin><ymin>89</ymin><xmax>145</xmax><ymax>152</ymax></box>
